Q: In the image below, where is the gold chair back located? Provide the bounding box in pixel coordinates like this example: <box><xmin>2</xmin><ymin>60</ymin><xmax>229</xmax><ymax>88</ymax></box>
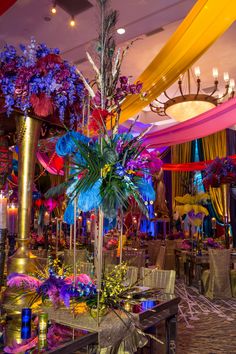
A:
<box><xmin>205</xmin><ymin>249</ymin><xmax>232</xmax><ymax>299</ymax></box>
<box><xmin>155</xmin><ymin>245</ymin><xmax>166</xmax><ymax>270</ymax></box>
<box><xmin>64</xmin><ymin>249</ymin><xmax>87</xmax><ymax>267</ymax></box>
<box><xmin>123</xmin><ymin>249</ymin><xmax>146</xmax><ymax>268</ymax></box>
<box><xmin>140</xmin><ymin>268</ymin><xmax>176</xmax><ymax>294</ymax></box>
<box><xmin>147</xmin><ymin>240</ymin><xmax>162</xmax><ymax>265</ymax></box>
<box><xmin>78</xmin><ymin>262</ymin><xmax>94</xmax><ymax>277</ymax></box>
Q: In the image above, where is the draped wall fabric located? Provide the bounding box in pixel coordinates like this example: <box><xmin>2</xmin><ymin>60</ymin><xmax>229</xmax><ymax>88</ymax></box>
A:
<box><xmin>202</xmin><ymin>131</ymin><xmax>228</xmax><ymax>221</ymax></box>
<box><xmin>171</xmin><ymin>142</ymin><xmax>192</xmax><ymax>209</ymax></box>
<box><xmin>119</xmin><ymin>0</ymin><xmax>236</xmax><ymax>122</ymax></box>
<box><xmin>226</xmin><ymin>129</ymin><xmax>236</xmax><ymax>247</ymax></box>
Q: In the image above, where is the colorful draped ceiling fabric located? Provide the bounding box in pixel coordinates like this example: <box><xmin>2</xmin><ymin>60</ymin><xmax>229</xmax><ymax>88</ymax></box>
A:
<box><xmin>143</xmin><ymin>98</ymin><xmax>236</xmax><ymax>148</ymax></box>
<box><xmin>162</xmin><ymin>155</ymin><xmax>236</xmax><ymax>171</ymax></box>
<box><xmin>119</xmin><ymin>0</ymin><xmax>236</xmax><ymax>122</ymax></box>
<box><xmin>0</xmin><ymin>0</ymin><xmax>17</xmax><ymax>15</ymax></box>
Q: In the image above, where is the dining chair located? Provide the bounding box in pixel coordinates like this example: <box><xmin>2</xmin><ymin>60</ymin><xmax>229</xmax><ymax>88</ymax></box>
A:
<box><xmin>123</xmin><ymin>249</ymin><xmax>146</xmax><ymax>268</ymax></box>
<box><xmin>201</xmin><ymin>249</ymin><xmax>232</xmax><ymax>299</ymax></box>
<box><xmin>126</xmin><ymin>266</ymin><xmax>139</xmax><ymax>286</ymax></box>
<box><xmin>64</xmin><ymin>249</ymin><xmax>87</xmax><ymax>267</ymax></box>
<box><xmin>78</xmin><ymin>261</ymin><xmax>94</xmax><ymax>277</ymax></box>
<box><xmin>155</xmin><ymin>245</ymin><xmax>166</xmax><ymax>270</ymax></box>
<box><xmin>164</xmin><ymin>240</ymin><xmax>182</xmax><ymax>270</ymax></box>
<box><xmin>140</xmin><ymin>268</ymin><xmax>176</xmax><ymax>294</ymax></box>
<box><xmin>103</xmin><ymin>249</ymin><xmax>117</xmax><ymax>269</ymax></box>
<box><xmin>147</xmin><ymin>240</ymin><xmax>162</xmax><ymax>265</ymax></box>
<box><xmin>230</xmin><ymin>269</ymin><xmax>236</xmax><ymax>297</ymax></box>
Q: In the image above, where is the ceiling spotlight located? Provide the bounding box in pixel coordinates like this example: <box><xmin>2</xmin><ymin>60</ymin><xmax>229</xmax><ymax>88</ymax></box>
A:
<box><xmin>51</xmin><ymin>2</ymin><xmax>57</xmax><ymax>14</ymax></box>
<box><xmin>117</xmin><ymin>28</ymin><xmax>125</xmax><ymax>35</ymax></box>
<box><xmin>70</xmin><ymin>16</ymin><xmax>75</xmax><ymax>27</ymax></box>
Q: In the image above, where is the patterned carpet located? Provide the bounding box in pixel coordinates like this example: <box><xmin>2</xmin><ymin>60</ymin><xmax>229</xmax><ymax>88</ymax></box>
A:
<box><xmin>176</xmin><ymin>281</ymin><xmax>236</xmax><ymax>354</ymax></box>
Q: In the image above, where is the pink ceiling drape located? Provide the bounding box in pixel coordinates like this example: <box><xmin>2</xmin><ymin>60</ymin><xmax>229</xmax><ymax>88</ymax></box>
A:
<box><xmin>144</xmin><ymin>98</ymin><xmax>236</xmax><ymax>148</ymax></box>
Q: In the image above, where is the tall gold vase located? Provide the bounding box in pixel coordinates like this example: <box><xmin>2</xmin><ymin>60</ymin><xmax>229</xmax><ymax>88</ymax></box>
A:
<box><xmin>8</xmin><ymin>115</ymin><xmax>42</xmax><ymax>274</ymax></box>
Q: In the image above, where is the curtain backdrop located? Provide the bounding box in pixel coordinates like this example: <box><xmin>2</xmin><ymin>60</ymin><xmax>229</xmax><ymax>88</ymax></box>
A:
<box><xmin>202</xmin><ymin>131</ymin><xmax>228</xmax><ymax>221</ymax></box>
<box><xmin>171</xmin><ymin>142</ymin><xmax>192</xmax><ymax>209</ymax></box>
<box><xmin>227</xmin><ymin>129</ymin><xmax>236</xmax><ymax>247</ymax></box>
<box><xmin>119</xmin><ymin>0</ymin><xmax>236</xmax><ymax>122</ymax></box>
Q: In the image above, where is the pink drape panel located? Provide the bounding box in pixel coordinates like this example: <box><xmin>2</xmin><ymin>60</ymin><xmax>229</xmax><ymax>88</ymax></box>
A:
<box><xmin>144</xmin><ymin>98</ymin><xmax>236</xmax><ymax>148</ymax></box>
<box><xmin>37</xmin><ymin>152</ymin><xmax>64</xmax><ymax>176</ymax></box>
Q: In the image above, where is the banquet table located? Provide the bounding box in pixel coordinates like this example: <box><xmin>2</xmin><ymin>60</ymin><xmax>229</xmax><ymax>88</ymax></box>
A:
<box><xmin>2</xmin><ymin>292</ymin><xmax>180</xmax><ymax>353</ymax></box>
<box><xmin>44</xmin><ymin>292</ymin><xmax>180</xmax><ymax>353</ymax></box>
<box><xmin>175</xmin><ymin>248</ymin><xmax>236</xmax><ymax>293</ymax></box>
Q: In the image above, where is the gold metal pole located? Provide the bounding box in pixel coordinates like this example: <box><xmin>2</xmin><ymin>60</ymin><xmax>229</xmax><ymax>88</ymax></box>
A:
<box><xmin>8</xmin><ymin>115</ymin><xmax>42</xmax><ymax>274</ymax></box>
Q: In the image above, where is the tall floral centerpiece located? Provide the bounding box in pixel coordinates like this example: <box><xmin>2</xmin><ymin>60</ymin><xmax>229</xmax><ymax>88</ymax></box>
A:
<box><xmin>0</xmin><ymin>41</ymin><xmax>85</xmax><ymax>273</ymax></box>
<box><xmin>203</xmin><ymin>157</ymin><xmax>236</xmax><ymax>189</ymax></box>
<box><xmin>49</xmin><ymin>0</ymin><xmax>160</xmax><ymax>318</ymax></box>
<box><xmin>174</xmin><ymin>193</ymin><xmax>210</xmax><ymax>251</ymax></box>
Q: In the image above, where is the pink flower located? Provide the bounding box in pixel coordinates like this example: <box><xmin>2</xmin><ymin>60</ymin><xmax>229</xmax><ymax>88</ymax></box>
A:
<box><xmin>65</xmin><ymin>274</ymin><xmax>92</xmax><ymax>285</ymax></box>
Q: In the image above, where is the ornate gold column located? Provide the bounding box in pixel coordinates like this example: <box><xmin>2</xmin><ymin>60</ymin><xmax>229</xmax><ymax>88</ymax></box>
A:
<box><xmin>8</xmin><ymin>115</ymin><xmax>42</xmax><ymax>274</ymax></box>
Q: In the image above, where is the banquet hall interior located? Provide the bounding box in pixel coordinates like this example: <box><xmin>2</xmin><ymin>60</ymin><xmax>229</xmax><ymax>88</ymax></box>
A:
<box><xmin>1</xmin><ymin>0</ymin><xmax>236</xmax><ymax>353</ymax></box>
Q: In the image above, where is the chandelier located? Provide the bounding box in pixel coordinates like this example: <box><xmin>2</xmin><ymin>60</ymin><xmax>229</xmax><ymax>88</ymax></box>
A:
<box><xmin>150</xmin><ymin>68</ymin><xmax>235</xmax><ymax>122</ymax></box>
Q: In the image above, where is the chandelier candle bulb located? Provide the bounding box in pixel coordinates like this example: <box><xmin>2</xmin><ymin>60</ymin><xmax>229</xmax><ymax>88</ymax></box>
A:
<box><xmin>230</xmin><ymin>78</ymin><xmax>235</xmax><ymax>89</ymax></box>
<box><xmin>224</xmin><ymin>72</ymin><xmax>229</xmax><ymax>82</ymax></box>
<box><xmin>194</xmin><ymin>66</ymin><xmax>200</xmax><ymax>78</ymax></box>
<box><xmin>212</xmin><ymin>67</ymin><xmax>219</xmax><ymax>79</ymax></box>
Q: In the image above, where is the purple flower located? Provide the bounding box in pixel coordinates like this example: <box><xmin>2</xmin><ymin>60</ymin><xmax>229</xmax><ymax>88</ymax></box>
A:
<box><xmin>119</xmin><ymin>76</ymin><xmax>128</xmax><ymax>85</ymax></box>
<box><xmin>0</xmin><ymin>40</ymin><xmax>85</xmax><ymax>127</ymax></box>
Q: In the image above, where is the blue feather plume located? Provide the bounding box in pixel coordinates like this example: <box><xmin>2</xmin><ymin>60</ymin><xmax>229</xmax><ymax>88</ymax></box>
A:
<box><xmin>64</xmin><ymin>201</ymin><xmax>75</xmax><ymax>224</ymax></box>
<box><xmin>77</xmin><ymin>179</ymin><xmax>102</xmax><ymax>212</ymax></box>
<box><xmin>136</xmin><ymin>178</ymin><xmax>156</xmax><ymax>200</ymax></box>
<box><xmin>56</xmin><ymin>131</ymin><xmax>90</xmax><ymax>157</ymax></box>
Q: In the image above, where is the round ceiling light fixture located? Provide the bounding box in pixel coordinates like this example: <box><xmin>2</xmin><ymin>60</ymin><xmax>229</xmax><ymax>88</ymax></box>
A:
<box><xmin>150</xmin><ymin>68</ymin><xmax>235</xmax><ymax>122</ymax></box>
<box><xmin>117</xmin><ymin>28</ymin><xmax>126</xmax><ymax>35</ymax></box>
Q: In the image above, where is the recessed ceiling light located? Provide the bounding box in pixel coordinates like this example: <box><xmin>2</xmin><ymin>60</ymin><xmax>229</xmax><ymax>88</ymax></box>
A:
<box><xmin>70</xmin><ymin>16</ymin><xmax>76</xmax><ymax>27</ymax></box>
<box><xmin>51</xmin><ymin>1</ymin><xmax>57</xmax><ymax>14</ymax></box>
<box><xmin>117</xmin><ymin>28</ymin><xmax>125</xmax><ymax>35</ymax></box>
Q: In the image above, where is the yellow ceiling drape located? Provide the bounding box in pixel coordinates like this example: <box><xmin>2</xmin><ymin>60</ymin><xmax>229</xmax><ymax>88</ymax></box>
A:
<box><xmin>119</xmin><ymin>0</ymin><xmax>236</xmax><ymax>123</ymax></box>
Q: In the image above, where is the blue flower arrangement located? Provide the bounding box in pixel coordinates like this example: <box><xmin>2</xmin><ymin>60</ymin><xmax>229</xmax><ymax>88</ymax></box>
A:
<box><xmin>55</xmin><ymin>130</ymin><xmax>159</xmax><ymax>222</ymax></box>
